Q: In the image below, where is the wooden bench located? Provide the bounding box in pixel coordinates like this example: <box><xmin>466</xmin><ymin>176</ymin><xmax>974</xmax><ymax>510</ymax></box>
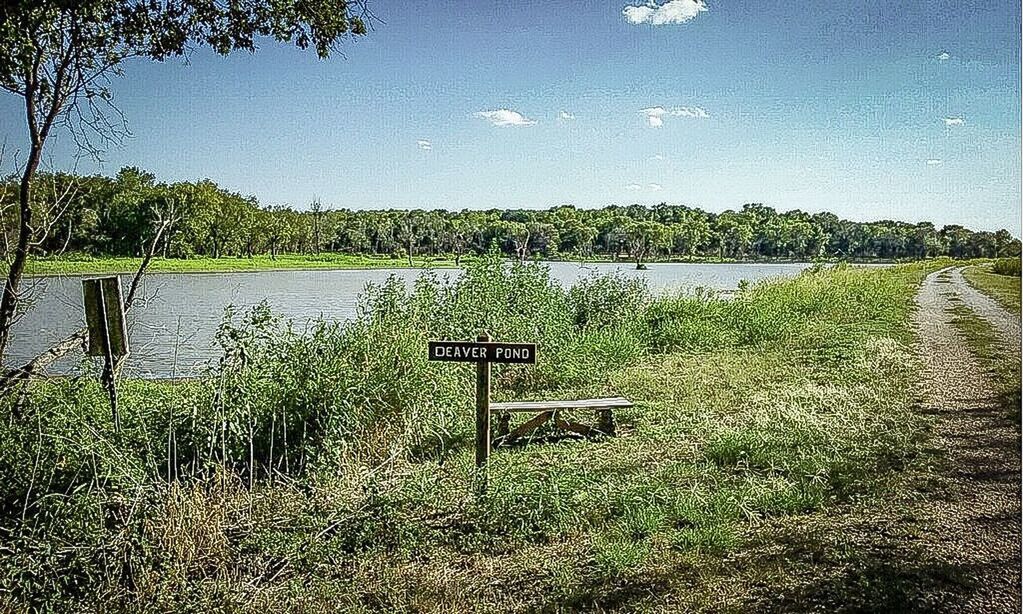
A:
<box><xmin>491</xmin><ymin>397</ymin><xmax>633</xmax><ymax>446</ymax></box>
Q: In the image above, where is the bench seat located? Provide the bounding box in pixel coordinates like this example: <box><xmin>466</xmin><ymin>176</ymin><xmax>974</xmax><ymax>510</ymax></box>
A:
<box><xmin>491</xmin><ymin>397</ymin><xmax>633</xmax><ymax>413</ymax></box>
<box><xmin>491</xmin><ymin>397</ymin><xmax>633</xmax><ymax>445</ymax></box>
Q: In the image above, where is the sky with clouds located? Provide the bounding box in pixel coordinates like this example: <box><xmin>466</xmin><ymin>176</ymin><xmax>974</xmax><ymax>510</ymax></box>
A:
<box><xmin>0</xmin><ymin>0</ymin><xmax>1019</xmax><ymax>233</ymax></box>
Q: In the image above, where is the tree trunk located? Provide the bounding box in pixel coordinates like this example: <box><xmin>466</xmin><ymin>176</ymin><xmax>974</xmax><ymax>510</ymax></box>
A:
<box><xmin>0</xmin><ymin>140</ymin><xmax>42</xmax><ymax>362</ymax></box>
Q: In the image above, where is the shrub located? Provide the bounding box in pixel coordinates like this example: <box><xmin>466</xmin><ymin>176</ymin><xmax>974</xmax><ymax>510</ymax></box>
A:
<box><xmin>993</xmin><ymin>258</ymin><xmax>1021</xmax><ymax>276</ymax></box>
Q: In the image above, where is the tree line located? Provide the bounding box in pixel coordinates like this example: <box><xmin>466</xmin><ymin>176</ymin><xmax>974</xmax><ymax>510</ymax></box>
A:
<box><xmin>2</xmin><ymin>167</ymin><xmax>1019</xmax><ymax>266</ymax></box>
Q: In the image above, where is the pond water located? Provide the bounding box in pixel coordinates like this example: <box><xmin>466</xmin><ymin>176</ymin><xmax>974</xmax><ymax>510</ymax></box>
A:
<box><xmin>6</xmin><ymin>261</ymin><xmax>817</xmax><ymax>378</ymax></box>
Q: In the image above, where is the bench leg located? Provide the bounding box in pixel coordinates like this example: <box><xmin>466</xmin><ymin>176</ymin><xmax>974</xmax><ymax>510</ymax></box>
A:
<box><xmin>497</xmin><ymin>412</ymin><xmax>510</xmax><ymax>438</ymax></box>
<box><xmin>498</xmin><ymin>410</ymin><xmax>554</xmax><ymax>447</ymax></box>
<box><xmin>596</xmin><ymin>409</ymin><xmax>616</xmax><ymax>436</ymax></box>
<box><xmin>554</xmin><ymin>414</ymin><xmax>595</xmax><ymax>437</ymax></box>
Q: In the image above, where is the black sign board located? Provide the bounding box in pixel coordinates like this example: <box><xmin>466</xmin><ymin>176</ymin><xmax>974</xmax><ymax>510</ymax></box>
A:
<box><xmin>428</xmin><ymin>340</ymin><xmax>536</xmax><ymax>364</ymax></box>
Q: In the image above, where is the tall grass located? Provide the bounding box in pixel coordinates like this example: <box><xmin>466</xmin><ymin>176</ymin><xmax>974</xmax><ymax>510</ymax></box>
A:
<box><xmin>0</xmin><ymin>256</ymin><xmax>939</xmax><ymax>611</ymax></box>
<box><xmin>992</xmin><ymin>257</ymin><xmax>1021</xmax><ymax>276</ymax></box>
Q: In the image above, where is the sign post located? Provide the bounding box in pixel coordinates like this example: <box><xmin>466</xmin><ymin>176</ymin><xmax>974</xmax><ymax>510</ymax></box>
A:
<box><xmin>428</xmin><ymin>334</ymin><xmax>537</xmax><ymax>494</ymax></box>
<box><xmin>474</xmin><ymin>333</ymin><xmax>491</xmax><ymax>490</ymax></box>
<box><xmin>83</xmin><ymin>276</ymin><xmax>129</xmax><ymax>431</ymax></box>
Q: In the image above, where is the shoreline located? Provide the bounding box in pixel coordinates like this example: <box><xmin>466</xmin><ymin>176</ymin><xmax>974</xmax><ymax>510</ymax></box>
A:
<box><xmin>18</xmin><ymin>254</ymin><xmax>911</xmax><ymax>277</ymax></box>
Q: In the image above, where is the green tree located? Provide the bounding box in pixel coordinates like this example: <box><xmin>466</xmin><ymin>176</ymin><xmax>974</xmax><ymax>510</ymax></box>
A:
<box><xmin>491</xmin><ymin>220</ymin><xmax>531</xmax><ymax>262</ymax></box>
<box><xmin>625</xmin><ymin>220</ymin><xmax>670</xmax><ymax>267</ymax></box>
<box><xmin>714</xmin><ymin>211</ymin><xmax>754</xmax><ymax>260</ymax></box>
<box><xmin>670</xmin><ymin>210</ymin><xmax>711</xmax><ymax>259</ymax></box>
<box><xmin>396</xmin><ymin>211</ymin><xmax>426</xmax><ymax>266</ymax></box>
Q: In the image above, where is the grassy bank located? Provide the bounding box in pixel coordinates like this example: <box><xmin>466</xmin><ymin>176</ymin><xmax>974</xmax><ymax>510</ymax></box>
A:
<box><xmin>20</xmin><ymin>252</ymin><xmax>920</xmax><ymax>276</ymax></box>
<box><xmin>22</xmin><ymin>253</ymin><xmax>462</xmax><ymax>276</ymax></box>
<box><xmin>962</xmin><ymin>261</ymin><xmax>1022</xmax><ymax>314</ymax></box>
<box><xmin>0</xmin><ymin>257</ymin><xmax>944</xmax><ymax>611</ymax></box>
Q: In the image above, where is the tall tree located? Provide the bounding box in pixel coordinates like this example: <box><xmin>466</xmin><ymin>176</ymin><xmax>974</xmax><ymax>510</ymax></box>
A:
<box><xmin>0</xmin><ymin>0</ymin><xmax>369</xmax><ymax>363</ymax></box>
<box><xmin>396</xmin><ymin>211</ymin><xmax>424</xmax><ymax>266</ymax></box>
<box><xmin>625</xmin><ymin>220</ymin><xmax>669</xmax><ymax>268</ymax></box>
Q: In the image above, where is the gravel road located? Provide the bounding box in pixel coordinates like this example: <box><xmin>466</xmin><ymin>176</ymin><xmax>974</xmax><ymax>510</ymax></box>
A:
<box><xmin>910</xmin><ymin>266</ymin><xmax>1022</xmax><ymax>612</ymax></box>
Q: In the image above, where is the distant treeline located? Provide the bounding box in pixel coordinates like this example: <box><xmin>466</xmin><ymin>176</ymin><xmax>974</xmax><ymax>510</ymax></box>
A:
<box><xmin>3</xmin><ymin>167</ymin><xmax>1019</xmax><ymax>264</ymax></box>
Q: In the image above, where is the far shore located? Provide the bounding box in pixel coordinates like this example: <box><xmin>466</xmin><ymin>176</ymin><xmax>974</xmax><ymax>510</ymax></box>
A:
<box><xmin>17</xmin><ymin>253</ymin><xmax>910</xmax><ymax>277</ymax></box>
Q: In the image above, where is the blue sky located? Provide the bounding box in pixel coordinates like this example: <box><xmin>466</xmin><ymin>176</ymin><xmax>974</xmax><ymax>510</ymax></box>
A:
<box><xmin>2</xmin><ymin>0</ymin><xmax>1020</xmax><ymax>233</ymax></box>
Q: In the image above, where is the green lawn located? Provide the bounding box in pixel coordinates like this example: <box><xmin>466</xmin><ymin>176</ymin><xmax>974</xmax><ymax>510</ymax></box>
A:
<box><xmin>962</xmin><ymin>263</ymin><xmax>1022</xmax><ymax>314</ymax></box>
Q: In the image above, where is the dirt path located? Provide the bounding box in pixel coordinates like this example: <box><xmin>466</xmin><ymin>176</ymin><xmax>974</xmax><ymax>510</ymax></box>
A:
<box><xmin>908</xmin><ymin>266</ymin><xmax>1021</xmax><ymax>612</ymax></box>
<box><xmin>945</xmin><ymin>266</ymin><xmax>1022</xmax><ymax>354</ymax></box>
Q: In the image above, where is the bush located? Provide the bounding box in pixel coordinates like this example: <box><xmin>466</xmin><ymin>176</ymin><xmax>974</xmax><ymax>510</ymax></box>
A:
<box><xmin>993</xmin><ymin>258</ymin><xmax>1021</xmax><ymax>276</ymax></box>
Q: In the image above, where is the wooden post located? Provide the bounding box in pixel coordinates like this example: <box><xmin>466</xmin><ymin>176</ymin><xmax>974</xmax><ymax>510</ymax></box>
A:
<box><xmin>83</xmin><ymin>277</ymin><xmax>128</xmax><ymax>432</ymax></box>
<box><xmin>97</xmin><ymin>289</ymin><xmax>120</xmax><ymax>433</ymax></box>
<box><xmin>475</xmin><ymin>331</ymin><xmax>491</xmax><ymax>494</ymax></box>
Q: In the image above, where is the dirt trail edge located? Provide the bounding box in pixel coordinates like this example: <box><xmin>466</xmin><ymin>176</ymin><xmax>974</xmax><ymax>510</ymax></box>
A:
<box><xmin>910</xmin><ymin>266</ymin><xmax>1021</xmax><ymax>612</ymax></box>
<box><xmin>945</xmin><ymin>266</ymin><xmax>1022</xmax><ymax>354</ymax></box>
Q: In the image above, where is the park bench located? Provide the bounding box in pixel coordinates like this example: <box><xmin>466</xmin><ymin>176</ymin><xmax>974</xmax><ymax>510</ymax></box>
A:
<box><xmin>492</xmin><ymin>397</ymin><xmax>633</xmax><ymax>446</ymax></box>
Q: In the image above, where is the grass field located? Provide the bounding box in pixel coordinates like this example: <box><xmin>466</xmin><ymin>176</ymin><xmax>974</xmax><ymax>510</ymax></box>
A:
<box><xmin>963</xmin><ymin>262</ymin><xmax>1022</xmax><ymax>314</ymax></box>
<box><xmin>22</xmin><ymin>253</ymin><xmax>462</xmax><ymax>276</ymax></box>
<box><xmin>0</xmin><ymin>258</ymin><xmax>948</xmax><ymax>611</ymax></box>
<box><xmin>18</xmin><ymin>252</ymin><xmax>914</xmax><ymax>276</ymax></box>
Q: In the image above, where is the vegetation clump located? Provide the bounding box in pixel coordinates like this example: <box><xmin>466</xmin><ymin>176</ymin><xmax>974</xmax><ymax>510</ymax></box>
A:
<box><xmin>0</xmin><ymin>257</ymin><xmax>942</xmax><ymax>611</ymax></box>
<box><xmin>992</xmin><ymin>257</ymin><xmax>1021</xmax><ymax>277</ymax></box>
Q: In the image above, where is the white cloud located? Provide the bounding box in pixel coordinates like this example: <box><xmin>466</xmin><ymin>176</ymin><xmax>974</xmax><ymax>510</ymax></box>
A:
<box><xmin>641</xmin><ymin>105</ymin><xmax>709</xmax><ymax>127</ymax></box>
<box><xmin>625</xmin><ymin>183</ymin><xmax>643</xmax><ymax>191</ymax></box>
<box><xmin>673</xmin><ymin>106</ymin><xmax>709</xmax><ymax>118</ymax></box>
<box><xmin>474</xmin><ymin>109</ymin><xmax>537</xmax><ymax>127</ymax></box>
<box><xmin>416</xmin><ymin>139</ymin><xmax>432</xmax><ymax>151</ymax></box>
<box><xmin>943</xmin><ymin>117</ymin><xmax>965</xmax><ymax>126</ymax></box>
<box><xmin>559</xmin><ymin>111</ymin><xmax>576</xmax><ymax>121</ymax></box>
<box><xmin>641</xmin><ymin>107</ymin><xmax>667</xmax><ymax>127</ymax></box>
<box><xmin>649</xmin><ymin>154</ymin><xmax>667</xmax><ymax>161</ymax></box>
<box><xmin>623</xmin><ymin>0</ymin><xmax>707</xmax><ymax>25</ymax></box>
<box><xmin>926</xmin><ymin>159</ymin><xmax>943</xmax><ymax>166</ymax></box>
<box><xmin>937</xmin><ymin>51</ymin><xmax>951</xmax><ymax>61</ymax></box>
<box><xmin>648</xmin><ymin>183</ymin><xmax>663</xmax><ymax>191</ymax></box>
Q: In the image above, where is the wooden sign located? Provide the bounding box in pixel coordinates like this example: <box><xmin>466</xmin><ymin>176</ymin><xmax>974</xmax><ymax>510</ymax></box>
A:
<box><xmin>83</xmin><ymin>276</ymin><xmax>129</xmax><ymax>358</ymax></box>
<box><xmin>428</xmin><ymin>340</ymin><xmax>536</xmax><ymax>364</ymax></box>
<box><xmin>428</xmin><ymin>334</ymin><xmax>537</xmax><ymax>495</ymax></box>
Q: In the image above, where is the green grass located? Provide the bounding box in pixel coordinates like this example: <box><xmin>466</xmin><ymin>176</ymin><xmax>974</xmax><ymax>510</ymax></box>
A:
<box><xmin>0</xmin><ymin>258</ymin><xmax>945</xmax><ymax>611</ymax></box>
<box><xmin>962</xmin><ymin>263</ymin><xmax>1022</xmax><ymax>314</ymax></box>
<box><xmin>22</xmin><ymin>253</ymin><xmax>462</xmax><ymax>276</ymax></box>
<box><xmin>20</xmin><ymin>251</ymin><xmax>928</xmax><ymax>276</ymax></box>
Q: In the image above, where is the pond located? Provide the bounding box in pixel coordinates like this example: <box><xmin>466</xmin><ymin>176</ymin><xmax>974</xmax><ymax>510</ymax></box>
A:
<box><xmin>6</xmin><ymin>261</ymin><xmax>817</xmax><ymax>378</ymax></box>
